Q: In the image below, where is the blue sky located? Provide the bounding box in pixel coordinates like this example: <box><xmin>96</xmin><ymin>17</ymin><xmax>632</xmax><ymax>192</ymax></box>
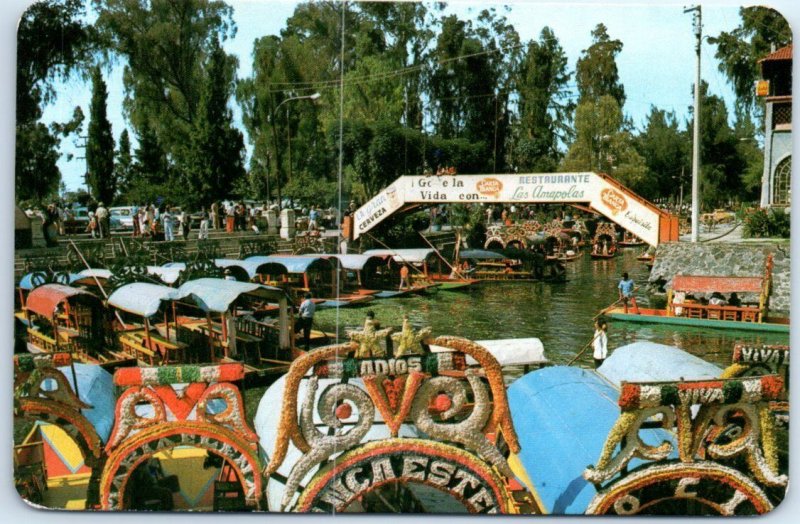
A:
<box><xmin>39</xmin><ymin>0</ymin><xmax>756</xmax><ymax>192</ymax></box>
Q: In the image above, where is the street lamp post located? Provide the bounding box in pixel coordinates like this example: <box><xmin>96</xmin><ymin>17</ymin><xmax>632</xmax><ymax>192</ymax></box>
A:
<box><xmin>270</xmin><ymin>92</ymin><xmax>321</xmax><ymax>212</ymax></box>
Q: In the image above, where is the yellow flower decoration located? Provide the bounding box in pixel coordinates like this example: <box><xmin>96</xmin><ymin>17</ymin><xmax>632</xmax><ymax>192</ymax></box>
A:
<box><xmin>391</xmin><ymin>317</ymin><xmax>431</xmax><ymax>357</ymax></box>
<box><xmin>349</xmin><ymin>318</ymin><xmax>393</xmax><ymax>358</ymax></box>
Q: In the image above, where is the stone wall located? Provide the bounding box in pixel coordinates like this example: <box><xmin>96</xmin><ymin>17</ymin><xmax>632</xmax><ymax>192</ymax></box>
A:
<box><xmin>650</xmin><ymin>242</ymin><xmax>790</xmax><ymax>314</ymax></box>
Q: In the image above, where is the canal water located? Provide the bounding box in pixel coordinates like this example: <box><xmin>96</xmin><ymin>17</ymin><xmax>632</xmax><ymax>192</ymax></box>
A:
<box><xmin>315</xmin><ymin>248</ymin><xmax>789</xmax><ymax>371</ymax></box>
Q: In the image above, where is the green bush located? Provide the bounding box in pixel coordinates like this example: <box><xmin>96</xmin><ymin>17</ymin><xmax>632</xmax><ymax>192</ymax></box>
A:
<box><xmin>742</xmin><ymin>207</ymin><xmax>791</xmax><ymax>238</ymax></box>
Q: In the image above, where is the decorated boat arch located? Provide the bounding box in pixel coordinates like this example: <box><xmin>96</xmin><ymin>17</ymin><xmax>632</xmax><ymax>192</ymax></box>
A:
<box><xmin>353</xmin><ymin>172</ymin><xmax>679</xmax><ymax>247</ymax></box>
<box><xmin>13</xmin><ymin>353</ymin><xmax>115</xmax><ymax>507</ymax></box>
<box><xmin>98</xmin><ymin>363</ymin><xmax>263</xmax><ymax>510</ymax></box>
<box><xmin>256</xmin><ymin>322</ymin><xmax>535</xmax><ymax>513</ymax></box>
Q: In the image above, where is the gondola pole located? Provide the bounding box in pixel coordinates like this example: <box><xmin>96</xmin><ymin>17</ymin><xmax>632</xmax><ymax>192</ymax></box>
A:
<box><xmin>417</xmin><ymin>232</ymin><xmax>465</xmax><ymax>279</ymax></box>
<box><xmin>567</xmin><ymin>331</ymin><xmax>603</xmax><ymax>366</ymax></box>
<box><xmin>593</xmin><ymin>286</ymin><xmax>640</xmax><ymax>321</ymax></box>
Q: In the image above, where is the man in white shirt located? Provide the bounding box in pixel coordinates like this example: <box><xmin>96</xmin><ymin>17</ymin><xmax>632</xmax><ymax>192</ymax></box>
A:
<box><xmin>295</xmin><ymin>292</ymin><xmax>315</xmax><ymax>350</ymax></box>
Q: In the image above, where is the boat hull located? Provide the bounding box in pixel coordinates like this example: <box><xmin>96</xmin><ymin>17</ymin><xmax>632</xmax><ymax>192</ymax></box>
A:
<box><xmin>590</xmin><ymin>253</ymin><xmax>616</xmax><ymax>260</ymax></box>
<box><xmin>606</xmin><ymin>307</ymin><xmax>789</xmax><ymax>333</ymax></box>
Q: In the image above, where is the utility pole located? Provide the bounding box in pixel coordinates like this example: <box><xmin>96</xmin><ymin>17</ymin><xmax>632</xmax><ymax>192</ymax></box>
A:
<box><xmin>685</xmin><ymin>5</ymin><xmax>702</xmax><ymax>242</ymax></box>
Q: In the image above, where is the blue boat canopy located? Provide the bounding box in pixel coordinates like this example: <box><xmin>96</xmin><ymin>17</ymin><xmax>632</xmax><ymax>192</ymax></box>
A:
<box><xmin>56</xmin><ymin>363</ymin><xmax>115</xmax><ymax>443</ymax></box>
<box><xmin>178</xmin><ymin>278</ymin><xmax>287</xmax><ymax>313</ymax></box>
<box><xmin>507</xmin><ymin>366</ymin><xmax>676</xmax><ymax>515</ymax></box>
<box><xmin>107</xmin><ymin>282</ymin><xmax>181</xmax><ymax>317</ymax></box>
<box><xmin>325</xmin><ymin>254</ymin><xmax>385</xmax><ymax>271</ymax></box>
<box><xmin>598</xmin><ymin>341</ymin><xmax>722</xmax><ymax>388</ymax></box>
<box><xmin>459</xmin><ymin>249</ymin><xmax>505</xmax><ymax>260</ymax></box>
<box><xmin>214</xmin><ymin>258</ymin><xmax>264</xmax><ymax>279</ymax></box>
<box><xmin>245</xmin><ymin>255</ymin><xmax>337</xmax><ymax>274</ymax></box>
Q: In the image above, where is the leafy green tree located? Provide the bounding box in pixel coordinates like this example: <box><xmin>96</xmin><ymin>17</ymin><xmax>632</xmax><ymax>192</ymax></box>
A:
<box><xmin>133</xmin><ymin>121</ymin><xmax>168</xmax><ymax>185</ymax></box>
<box><xmin>114</xmin><ymin>129</ymin><xmax>134</xmax><ymax>199</ymax></box>
<box><xmin>86</xmin><ymin>67</ymin><xmax>116</xmax><ymax>204</ymax></box>
<box><xmin>575</xmin><ymin>24</ymin><xmax>625</xmax><ymax>107</ymax></box>
<box><xmin>689</xmin><ymin>82</ymin><xmax>746</xmax><ymax>207</ymax></box>
<box><xmin>634</xmin><ymin>108</ymin><xmax>690</xmax><ymax>199</ymax></box>
<box><xmin>93</xmin><ymin>0</ymin><xmax>235</xmax><ymax>165</ymax></box>
<box><xmin>185</xmin><ymin>38</ymin><xmax>245</xmax><ymax>208</ymax></box>
<box><xmin>732</xmin><ymin>110</ymin><xmax>764</xmax><ymax>198</ymax></box>
<box><xmin>16</xmin><ymin>0</ymin><xmax>93</xmax><ymax>202</ymax></box>
<box><xmin>710</xmin><ymin>7</ymin><xmax>791</xmax><ymax>117</ymax></box>
<box><xmin>561</xmin><ymin>96</ymin><xmax>646</xmax><ymax>190</ymax></box>
<box><xmin>512</xmin><ymin>27</ymin><xmax>574</xmax><ymax>171</ymax></box>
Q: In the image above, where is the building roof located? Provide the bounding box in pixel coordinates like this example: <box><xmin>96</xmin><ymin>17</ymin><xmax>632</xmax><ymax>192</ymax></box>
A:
<box><xmin>759</xmin><ymin>44</ymin><xmax>793</xmax><ymax>63</ymax></box>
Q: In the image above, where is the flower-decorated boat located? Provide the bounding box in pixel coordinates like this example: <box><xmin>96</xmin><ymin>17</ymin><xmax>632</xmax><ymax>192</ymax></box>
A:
<box><xmin>589</xmin><ymin>222</ymin><xmax>618</xmax><ymax>259</ymax></box>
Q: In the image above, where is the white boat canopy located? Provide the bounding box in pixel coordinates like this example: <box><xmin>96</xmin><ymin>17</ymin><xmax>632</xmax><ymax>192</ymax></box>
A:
<box><xmin>323</xmin><ymin>253</ymin><xmax>386</xmax><ymax>271</ymax></box>
<box><xmin>107</xmin><ymin>282</ymin><xmax>182</xmax><ymax>318</ymax></box>
<box><xmin>177</xmin><ymin>278</ymin><xmax>288</xmax><ymax>313</ymax></box>
<box><xmin>363</xmin><ymin>248</ymin><xmax>436</xmax><ymax>264</ymax></box>
<box><xmin>430</xmin><ymin>337</ymin><xmax>548</xmax><ymax>367</ymax></box>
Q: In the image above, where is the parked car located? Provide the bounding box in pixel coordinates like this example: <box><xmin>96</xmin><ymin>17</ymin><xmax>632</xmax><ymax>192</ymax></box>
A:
<box><xmin>110</xmin><ymin>206</ymin><xmax>135</xmax><ymax>230</ymax></box>
<box><xmin>62</xmin><ymin>207</ymin><xmax>90</xmax><ymax>234</ymax></box>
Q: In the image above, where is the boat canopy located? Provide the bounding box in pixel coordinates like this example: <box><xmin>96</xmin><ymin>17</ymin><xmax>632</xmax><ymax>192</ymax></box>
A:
<box><xmin>162</xmin><ymin>261</ymin><xmax>186</xmax><ymax>270</ymax></box>
<box><xmin>107</xmin><ymin>282</ymin><xmax>181</xmax><ymax>318</ymax></box>
<box><xmin>507</xmin><ymin>366</ymin><xmax>676</xmax><ymax>514</ymax></box>
<box><xmin>26</xmin><ymin>284</ymin><xmax>96</xmax><ymax>318</ymax></box>
<box><xmin>69</xmin><ymin>268</ymin><xmax>113</xmax><ymax>284</ymax></box>
<box><xmin>598</xmin><ymin>342</ymin><xmax>722</xmax><ymax>387</ymax></box>
<box><xmin>324</xmin><ymin>253</ymin><xmax>386</xmax><ymax>271</ymax></box>
<box><xmin>245</xmin><ymin>255</ymin><xmax>338</xmax><ymax>274</ymax></box>
<box><xmin>671</xmin><ymin>274</ymin><xmax>764</xmax><ymax>294</ymax></box>
<box><xmin>214</xmin><ymin>258</ymin><xmax>264</xmax><ymax>279</ymax></box>
<box><xmin>430</xmin><ymin>338</ymin><xmax>547</xmax><ymax>367</ymax></box>
<box><xmin>19</xmin><ymin>272</ymin><xmax>76</xmax><ymax>290</ymax></box>
<box><xmin>57</xmin><ymin>363</ymin><xmax>115</xmax><ymax>443</ymax></box>
<box><xmin>146</xmin><ymin>265</ymin><xmax>182</xmax><ymax>285</ymax></box>
<box><xmin>363</xmin><ymin>248</ymin><xmax>436</xmax><ymax>264</ymax></box>
<box><xmin>459</xmin><ymin>249</ymin><xmax>505</xmax><ymax>260</ymax></box>
<box><xmin>178</xmin><ymin>278</ymin><xmax>288</xmax><ymax>313</ymax></box>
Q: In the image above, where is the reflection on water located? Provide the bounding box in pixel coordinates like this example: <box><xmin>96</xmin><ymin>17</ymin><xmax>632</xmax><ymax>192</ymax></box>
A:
<box><xmin>315</xmin><ymin>250</ymin><xmax>788</xmax><ymax>369</ymax></box>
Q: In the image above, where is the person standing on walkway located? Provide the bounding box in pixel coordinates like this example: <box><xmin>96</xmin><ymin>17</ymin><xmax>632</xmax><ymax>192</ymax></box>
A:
<box><xmin>210</xmin><ymin>201</ymin><xmax>219</xmax><ymax>230</ymax></box>
<box><xmin>95</xmin><ymin>202</ymin><xmax>109</xmax><ymax>239</ymax></box>
<box><xmin>198</xmin><ymin>207</ymin><xmax>209</xmax><ymax>240</ymax></box>
<box><xmin>295</xmin><ymin>292</ymin><xmax>315</xmax><ymax>350</ymax></box>
<box><xmin>618</xmin><ymin>272</ymin><xmax>639</xmax><ymax>314</ymax></box>
<box><xmin>592</xmin><ymin>318</ymin><xmax>609</xmax><ymax>368</ymax></box>
<box><xmin>308</xmin><ymin>205</ymin><xmax>319</xmax><ymax>231</ymax></box>
<box><xmin>162</xmin><ymin>206</ymin><xmax>174</xmax><ymax>241</ymax></box>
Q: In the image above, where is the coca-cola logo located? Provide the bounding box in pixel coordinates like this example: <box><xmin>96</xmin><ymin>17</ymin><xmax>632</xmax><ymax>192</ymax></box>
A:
<box><xmin>601</xmin><ymin>188</ymin><xmax>627</xmax><ymax>215</ymax></box>
<box><xmin>476</xmin><ymin>178</ymin><xmax>503</xmax><ymax>198</ymax></box>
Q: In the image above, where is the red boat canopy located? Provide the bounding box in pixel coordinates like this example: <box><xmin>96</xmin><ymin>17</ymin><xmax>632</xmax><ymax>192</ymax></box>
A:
<box><xmin>671</xmin><ymin>275</ymin><xmax>764</xmax><ymax>294</ymax></box>
<box><xmin>26</xmin><ymin>284</ymin><xmax>94</xmax><ymax>318</ymax></box>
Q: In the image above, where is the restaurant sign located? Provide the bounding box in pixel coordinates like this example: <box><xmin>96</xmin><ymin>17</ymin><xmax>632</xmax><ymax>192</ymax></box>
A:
<box><xmin>353</xmin><ymin>173</ymin><xmax>662</xmax><ymax>246</ymax></box>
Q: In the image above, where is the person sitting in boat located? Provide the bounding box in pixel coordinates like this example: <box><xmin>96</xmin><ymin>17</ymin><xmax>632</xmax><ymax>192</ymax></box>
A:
<box><xmin>503</xmin><ymin>259</ymin><xmax>513</xmax><ymax>274</ymax></box>
<box><xmin>727</xmin><ymin>292</ymin><xmax>741</xmax><ymax>307</ymax></box>
<box><xmin>602</xmin><ymin>240</ymin><xmax>609</xmax><ymax>256</ymax></box>
<box><xmin>709</xmin><ymin>292</ymin><xmax>725</xmax><ymax>306</ymax></box>
<box><xmin>618</xmin><ymin>272</ymin><xmax>639</xmax><ymax>314</ymax></box>
<box><xmin>592</xmin><ymin>242</ymin><xmax>599</xmax><ymax>255</ymax></box>
<box><xmin>673</xmin><ymin>291</ymin><xmax>686</xmax><ymax>316</ymax></box>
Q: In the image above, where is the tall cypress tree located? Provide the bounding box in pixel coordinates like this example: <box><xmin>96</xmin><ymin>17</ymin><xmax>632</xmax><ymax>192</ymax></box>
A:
<box><xmin>86</xmin><ymin>66</ymin><xmax>115</xmax><ymax>203</ymax></box>
<box><xmin>187</xmin><ymin>37</ymin><xmax>245</xmax><ymax>207</ymax></box>
<box><xmin>114</xmin><ymin>129</ymin><xmax>133</xmax><ymax>195</ymax></box>
<box><xmin>135</xmin><ymin>121</ymin><xmax>168</xmax><ymax>183</ymax></box>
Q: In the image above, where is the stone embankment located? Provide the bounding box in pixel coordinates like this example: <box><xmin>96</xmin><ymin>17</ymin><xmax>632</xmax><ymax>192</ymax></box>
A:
<box><xmin>650</xmin><ymin>241</ymin><xmax>790</xmax><ymax>315</ymax></box>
